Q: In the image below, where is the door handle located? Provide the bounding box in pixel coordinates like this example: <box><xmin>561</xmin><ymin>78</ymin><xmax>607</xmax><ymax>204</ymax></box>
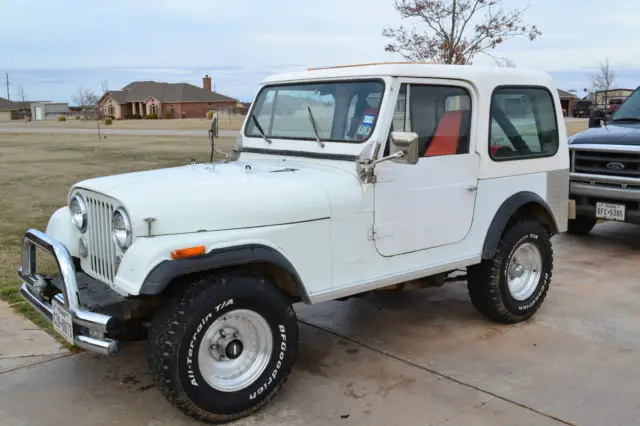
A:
<box><xmin>466</xmin><ymin>184</ymin><xmax>478</xmax><ymax>192</ymax></box>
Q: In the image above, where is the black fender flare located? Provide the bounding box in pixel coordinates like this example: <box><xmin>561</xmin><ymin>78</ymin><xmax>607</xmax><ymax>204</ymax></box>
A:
<box><xmin>482</xmin><ymin>191</ymin><xmax>558</xmax><ymax>259</ymax></box>
<box><xmin>139</xmin><ymin>244</ymin><xmax>310</xmax><ymax>302</ymax></box>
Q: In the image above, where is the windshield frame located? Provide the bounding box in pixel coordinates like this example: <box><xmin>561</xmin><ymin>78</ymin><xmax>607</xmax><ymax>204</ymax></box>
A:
<box><xmin>611</xmin><ymin>86</ymin><xmax>640</xmax><ymax>121</ymax></box>
<box><xmin>243</xmin><ymin>78</ymin><xmax>386</xmax><ymax>144</ymax></box>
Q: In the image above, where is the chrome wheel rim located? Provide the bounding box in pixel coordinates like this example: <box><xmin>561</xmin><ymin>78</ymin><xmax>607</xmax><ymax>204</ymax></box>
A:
<box><xmin>507</xmin><ymin>242</ymin><xmax>542</xmax><ymax>301</ymax></box>
<box><xmin>197</xmin><ymin>309</ymin><xmax>273</xmax><ymax>392</ymax></box>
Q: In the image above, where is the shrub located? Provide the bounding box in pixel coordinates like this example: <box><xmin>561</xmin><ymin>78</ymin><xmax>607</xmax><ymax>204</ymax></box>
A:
<box><xmin>74</xmin><ymin>115</ymin><xmax>81</xmax><ymax>120</ymax></box>
<box><xmin>206</xmin><ymin>110</ymin><xmax>214</xmax><ymax>120</ymax></box>
<box><xmin>57</xmin><ymin>115</ymin><xmax>66</xmax><ymax>122</ymax></box>
<box><xmin>132</xmin><ymin>113</ymin><xmax>142</xmax><ymax>119</ymax></box>
<box><xmin>164</xmin><ymin>111</ymin><xmax>174</xmax><ymax>119</ymax></box>
<box><xmin>104</xmin><ymin>117</ymin><xmax>113</xmax><ymax>125</ymax></box>
<box><xmin>146</xmin><ymin>113</ymin><xmax>158</xmax><ymax>119</ymax></box>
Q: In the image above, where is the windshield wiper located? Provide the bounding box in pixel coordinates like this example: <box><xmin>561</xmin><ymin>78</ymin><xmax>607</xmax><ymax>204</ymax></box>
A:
<box><xmin>251</xmin><ymin>114</ymin><xmax>272</xmax><ymax>144</ymax></box>
<box><xmin>307</xmin><ymin>106</ymin><xmax>325</xmax><ymax>148</ymax></box>
<box><xmin>612</xmin><ymin>117</ymin><xmax>640</xmax><ymax>122</ymax></box>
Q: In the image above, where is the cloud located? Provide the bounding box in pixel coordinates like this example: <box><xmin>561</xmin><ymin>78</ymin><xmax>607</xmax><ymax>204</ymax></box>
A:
<box><xmin>2</xmin><ymin>0</ymin><xmax>640</xmax><ymax>101</ymax></box>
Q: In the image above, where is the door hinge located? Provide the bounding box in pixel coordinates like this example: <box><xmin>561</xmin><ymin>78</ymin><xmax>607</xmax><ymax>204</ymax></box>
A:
<box><xmin>368</xmin><ymin>225</ymin><xmax>378</xmax><ymax>240</ymax></box>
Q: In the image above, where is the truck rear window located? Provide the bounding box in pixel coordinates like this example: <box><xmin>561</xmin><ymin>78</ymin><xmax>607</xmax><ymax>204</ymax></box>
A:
<box><xmin>489</xmin><ymin>87</ymin><xmax>559</xmax><ymax>161</ymax></box>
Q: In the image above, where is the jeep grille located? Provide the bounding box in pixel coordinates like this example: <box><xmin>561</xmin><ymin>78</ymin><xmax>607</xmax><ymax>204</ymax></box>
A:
<box><xmin>83</xmin><ymin>192</ymin><xmax>118</xmax><ymax>284</ymax></box>
<box><xmin>572</xmin><ymin>150</ymin><xmax>640</xmax><ymax>177</ymax></box>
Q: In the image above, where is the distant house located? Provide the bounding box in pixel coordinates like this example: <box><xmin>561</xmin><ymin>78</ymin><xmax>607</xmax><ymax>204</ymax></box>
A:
<box><xmin>593</xmin><ymin>88</ymin><xmax>634</xmax><ymax>106</ymax></box>
<box><xmin>97</xmin><ymin>75</ymin><xmax>239</xmax><ymax>119</ymax></box>
<box><xmin>0</xmin><ymin>97</ymin><xmax>50</xmax><ymax>120</ymax></box>
<box><xmin>557</xmin><ymin>89</ymin><xmax>578</xmax><ymax>117</ymax></box>
<box><xmin>30</xmin><ymin>102</ymin><xmax>70</xmax><ymax>120</ymax></box>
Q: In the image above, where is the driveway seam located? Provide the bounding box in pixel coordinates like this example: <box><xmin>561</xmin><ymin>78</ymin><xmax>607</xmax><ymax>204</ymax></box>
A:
<box><xmin>0</xmin><ymin>353</ymin><xmax>75</xmax><ymax>375</ymax></box>
<box><xmin>432</xmin><ymin>396</ymin><xmax>494</xmax><ymax>426</ymax></box>
<box><xmin>299</xmin><ymin>319</ymin><xmax>575</xmax><ymax>426</ymax></box>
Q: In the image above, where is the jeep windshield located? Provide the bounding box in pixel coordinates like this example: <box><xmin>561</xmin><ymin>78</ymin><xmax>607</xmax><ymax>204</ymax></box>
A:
<box><xmin>612</xmin><ymin>88</ymin><xmax>640</xmax><ymax>122</ymax></box>
<box><xmin>244</xmin><ymin>80</ymin><xmax>385</xmax><ymax>143</ymax></box>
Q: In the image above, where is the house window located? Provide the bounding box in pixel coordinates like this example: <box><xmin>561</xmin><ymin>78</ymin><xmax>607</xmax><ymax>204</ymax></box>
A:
<box><xmin>107</xmin><ymin>105</ymin><xmax>115</xmax><ymax>116</ymax></box>
<box><xmin>150</xmin><ymin>104</ymin><xmax>157</xmax><ymax>115</ymax></box>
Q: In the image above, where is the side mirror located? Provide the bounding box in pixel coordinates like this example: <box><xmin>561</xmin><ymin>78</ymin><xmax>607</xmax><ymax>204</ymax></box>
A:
<box><xmin>210</xmin><ymin>113</ymin><xmax>219</xmax><ymax>138</ymax></box>
<box><xmin>390</xmin><ymin>131</ymin><xmax>420</xmax><ymax>165</ymax></box>
<box><xmin>208</xmin><ymin>113</ymin><xmax>221</xmax><ymax>162</ymax></box>
<box><xmin>588</xmin><ymin>108</ymin><xmax>604</xmax><ymax>128</ymax></box>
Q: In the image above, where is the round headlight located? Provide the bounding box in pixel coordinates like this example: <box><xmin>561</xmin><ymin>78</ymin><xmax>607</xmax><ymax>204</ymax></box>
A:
<box><xmin>69</xmin><ymin>194</ymin><xmax>87</xmax><ymax>232</ymax></box>
<box><xmin>112</xmin><ymin>208</ymin><xmax>132</xmax><ymax>251</ymax></box>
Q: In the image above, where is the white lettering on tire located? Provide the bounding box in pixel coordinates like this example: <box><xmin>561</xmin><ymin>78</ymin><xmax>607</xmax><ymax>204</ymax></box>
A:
<box><xmin>185</xmin><ymin>298</ymin><xmax>234</xmax><ymax>387</ymax></box>
<box><xmin>249</xmin><ymin>324</ymin><xmax>287</xmax><ymax>400</ymax></box>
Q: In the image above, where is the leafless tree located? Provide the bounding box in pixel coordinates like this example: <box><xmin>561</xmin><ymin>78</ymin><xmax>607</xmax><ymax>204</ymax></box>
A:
<box><xmin>382</xmin><ymin>0</ymin><xmax>541</xmax><ymax>65</ymax></box>
<box><xmin>71</xmin><ymin>86</ymin><xmax>100</xmax><ymax>119</ymax></box>
<box><xmin>16</xmin><ymin>85</ymin><xmax>28</xmax><ymax>118</ymax></box>
<box><xmin>590</xmin><ymin>58</ymin><xmax>616</xmax><ymax>107</ymax></box>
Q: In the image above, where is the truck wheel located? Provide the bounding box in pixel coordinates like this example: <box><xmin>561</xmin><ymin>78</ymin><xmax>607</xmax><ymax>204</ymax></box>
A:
<box><xmin>148</xmin><ymin>271</ymin><xmax>298</xmax><ymax>424</ymax></box>
<box><xmin>467</xmin><ymin>219</ymin><xmax>553</xmax><ymax>324</ymax></box>
<box><xmin>567</xmin><ymin>216</ymin><xmax>597</xmax><ymax>235</ymax></box>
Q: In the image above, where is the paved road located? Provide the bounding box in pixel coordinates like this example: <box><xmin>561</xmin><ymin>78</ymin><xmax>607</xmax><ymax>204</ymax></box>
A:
<box><xmin>2</xmin><ymin>221</ymin><xmax>639</xmax><ymax>425</ymax></box>
<box><xmin>0</xmin><ymin>126</ymin><xmax>239</xmax><ymax>137</ymax></box>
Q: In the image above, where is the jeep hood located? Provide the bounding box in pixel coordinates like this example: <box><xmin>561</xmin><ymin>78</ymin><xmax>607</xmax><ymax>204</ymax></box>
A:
<box><xmin>73</xmin><ymin>160</ymin><xmax>361</xmax><ymax>236</ymax></box>
<box><xmin>569</xmin><ymin>123</ymin><xmax>640</xmax><ymax>146</ymax></box>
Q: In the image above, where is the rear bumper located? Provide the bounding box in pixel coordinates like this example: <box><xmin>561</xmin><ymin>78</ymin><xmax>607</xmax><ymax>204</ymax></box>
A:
<box><xmin>17</xmin><ymin>229</ymin><xmax>119</xmax><ymax>356</ymax></box>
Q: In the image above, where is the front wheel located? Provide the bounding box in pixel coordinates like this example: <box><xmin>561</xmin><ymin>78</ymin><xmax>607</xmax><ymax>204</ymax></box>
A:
<box><xmin>467</xmin><ymin>219</ymin><xmax>553</xmax><ymax>324</ymax></box>
<box><xmin>148</xmin><ymin>271</ymin><xmax>298</xmax><ymax>424</ymax></box>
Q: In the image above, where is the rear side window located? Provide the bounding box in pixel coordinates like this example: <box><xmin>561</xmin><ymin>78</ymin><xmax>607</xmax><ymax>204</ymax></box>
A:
<box><xmin>489</xmin><ymin>87</ymin><xmax>559</xmax><ymax>161</ymax></box>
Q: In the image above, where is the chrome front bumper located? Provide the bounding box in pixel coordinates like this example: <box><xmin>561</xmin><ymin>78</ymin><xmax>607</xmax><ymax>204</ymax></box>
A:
<box><xmin>17</xmin><ymin>229</ymin><xmax>120</xmax><ymax>356</ymax></box>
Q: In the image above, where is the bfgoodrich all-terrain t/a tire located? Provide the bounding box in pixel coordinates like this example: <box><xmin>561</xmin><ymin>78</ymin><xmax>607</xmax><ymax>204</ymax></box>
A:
<box><xmin>148</xmin><ymin>271</ymin><xmax>298</xmax><ymax>424</ymax></box>
<box><xmin>467</xmin><ymin>219</ymin><xmax>553</xmax><ymax>324</ymax></box>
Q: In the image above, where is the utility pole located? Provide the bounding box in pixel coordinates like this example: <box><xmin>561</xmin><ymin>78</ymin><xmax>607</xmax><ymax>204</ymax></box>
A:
<box><xmin>5</xmin><ymin>72</ymin><xmax>10</xmax><ymax>101</ymax></box>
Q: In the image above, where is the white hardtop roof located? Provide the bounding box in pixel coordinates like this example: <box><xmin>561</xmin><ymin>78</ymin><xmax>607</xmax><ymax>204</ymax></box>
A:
<box><xmin>261</xmin><ymin>62</ymin><xmax>554</xmax><ymax>88</ymax></box>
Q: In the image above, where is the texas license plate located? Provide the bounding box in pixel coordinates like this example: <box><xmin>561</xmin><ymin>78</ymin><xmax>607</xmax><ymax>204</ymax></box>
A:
<box><xmin>52</xmin><ymin>299</ymin><xmax>74</xmax><ymax>344</ymax></box>
<box><xmin>596</xmin><ymin>202</ymin><xmax>626</xmax><ymax>221</ymax></box>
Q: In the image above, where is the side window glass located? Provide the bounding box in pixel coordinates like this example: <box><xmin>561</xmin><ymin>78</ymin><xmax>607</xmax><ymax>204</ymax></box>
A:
<box><xmin>489</xmin><ymin>87</ymin><xmax>559</xmax><ymax>160</ymax></box>
<box><xmin>408</xmin><ymin>85</ymin><xmax>472</xmax><ymax>157</ymax></box>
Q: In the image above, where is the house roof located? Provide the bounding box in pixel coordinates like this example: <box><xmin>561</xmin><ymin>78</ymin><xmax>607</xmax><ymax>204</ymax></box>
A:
<box><xmin>595</xmin><ymin>88</ymin><xmax>635</xmax><ymax>93</ymax></box>
<box><xmin>557</xmin><ymin>89</ymin><xmax>578</xmax><ymax>99</ymax></box>
<box><xmin>0</xmin><ymin>97</ymin><xmax>40</xmax><ymax>111</ymax></box>
<box><xmin>101</xmin><ymin>81</ymin><xmax>238</xmax><ymax>104</ymax></box>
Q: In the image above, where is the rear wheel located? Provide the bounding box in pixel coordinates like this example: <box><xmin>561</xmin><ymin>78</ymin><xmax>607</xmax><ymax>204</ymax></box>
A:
<box><xmin>148</xmin><ymin>271</ymin><xmax>298</xmax><ymax>424</ymax></box>
<box><xmin>567</xmin><ymin>216</ymin><xmax>597</xmax><ymax>235</ymax></box>
<box><xmin>467</xmin><ymin>219</ymin><xmax>553</xmax><ymax>324</ymax></box>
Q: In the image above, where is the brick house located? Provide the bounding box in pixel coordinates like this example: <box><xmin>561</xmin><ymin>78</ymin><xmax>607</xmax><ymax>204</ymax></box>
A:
<box><xmin>98</xmin><ymin>75</ymin><xmax>239</xmax><ymax>119</ymax></box>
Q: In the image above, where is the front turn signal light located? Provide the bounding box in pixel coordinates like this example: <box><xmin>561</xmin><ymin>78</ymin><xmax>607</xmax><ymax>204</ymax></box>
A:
<box><xmin>171</xmin><ymin>245</ymin><xmax>206</xmax><ymax>260</ymax></box>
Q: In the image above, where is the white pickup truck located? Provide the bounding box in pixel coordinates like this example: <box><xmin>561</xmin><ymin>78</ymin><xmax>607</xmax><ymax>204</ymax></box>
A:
<box><xmin>18</xmin><ymin>62</ymin><xmax>569</xmax><ymax>423</ymax></box>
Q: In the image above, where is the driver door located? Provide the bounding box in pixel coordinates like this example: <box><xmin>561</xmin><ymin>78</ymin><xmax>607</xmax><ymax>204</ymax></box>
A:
<box><xmin>373</xmin><ymin>78</ymin><xmax>479</xmax><ymax>257</ymax></box>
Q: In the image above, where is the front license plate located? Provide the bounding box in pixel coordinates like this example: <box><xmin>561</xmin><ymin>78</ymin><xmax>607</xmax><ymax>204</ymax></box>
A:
<box><xmin>596</xmin><ymin>202</ymin><xmax>626</xmax><ymax>221</ymax></box>
<box><xmin>52</xmin><ymin>299</ymin><xmax>74</xmax><ymax>345</ymax></box>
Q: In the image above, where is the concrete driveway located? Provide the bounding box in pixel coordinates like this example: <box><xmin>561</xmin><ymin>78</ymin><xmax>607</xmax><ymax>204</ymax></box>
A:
<box><xmin>1</xmin><ymin>222</ymin><xmax>639</xmax><ymax>426</ymax></box>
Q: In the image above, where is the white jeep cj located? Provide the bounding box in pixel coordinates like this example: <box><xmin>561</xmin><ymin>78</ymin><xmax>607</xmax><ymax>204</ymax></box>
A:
<box><xmin>18</xmin><ymin>63</ymin><xmax>569</xmax><ymax>423</ymax></box>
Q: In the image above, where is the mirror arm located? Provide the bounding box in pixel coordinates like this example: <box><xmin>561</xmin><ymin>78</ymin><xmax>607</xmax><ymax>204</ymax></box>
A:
<box><xmin>369</xmin><ymin>150</ymin><xmax>405</xmax><ymax>167</ymax></box>
<box><xmin>357</xmin><ymin>150</ymin><xmax>405</xmax><ymax>182</ymax></box>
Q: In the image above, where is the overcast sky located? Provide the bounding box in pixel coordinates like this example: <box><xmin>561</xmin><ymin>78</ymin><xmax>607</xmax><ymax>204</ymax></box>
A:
<box><xmin>2</xmin><ymin>0</ymin><xmax>640</xmax><ymax>103</ymax></box>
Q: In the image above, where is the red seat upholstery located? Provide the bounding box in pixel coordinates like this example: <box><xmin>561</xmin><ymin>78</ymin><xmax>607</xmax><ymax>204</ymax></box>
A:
<box><xmin>424</xmin><ymin>110</ymin><xmax>463</xmax><ymax>157</ymax></box>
